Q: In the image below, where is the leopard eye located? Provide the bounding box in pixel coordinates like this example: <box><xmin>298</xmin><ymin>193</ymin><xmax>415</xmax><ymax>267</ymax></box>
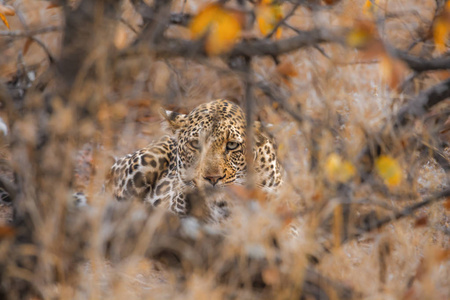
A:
<box><xmin>189</xmin><ymin>139</ymin><xmax>200</xmax><ymax>149</ymax></box>
<box><xmin>226</xmin><ymin>141</ymin><xmax>239</xmax><ymax>151</ymax></box>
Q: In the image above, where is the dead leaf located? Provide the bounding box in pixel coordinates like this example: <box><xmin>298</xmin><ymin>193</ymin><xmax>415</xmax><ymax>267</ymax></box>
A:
<box><xmin>379</xmin><ymin>54</ymin><xmax>408</xmax><ymax>90</ymax></box>
<box><xmin>228</xmin><ymin>185</ymin><xmax>265</xmax><ymax>202</ymax></box>
<box><xmin>0</xmin><ymin>4</ymin><xmax>15</xmax><ymax>16</ymax></box>
<box><xmin>323</xmin><ymin>0</ymin><xmax>342</xmax><ymax>5</ymax></box>
<box><xmin>413</xmin><ymin>215</ymin><xmax>428</xmax><ymax>227</ymax></box>
<box><xmin>276</xmin><ymin>60</ymin><xmax>298</xmax><ymax>78</ymax></box>
<box><xmin>114</xmin><ymin>25</ymin><xmax>128</xmax><ymax>50</ymax></box>
<box><xmin>436</xmin><ymin>249</ymin><xmax>450</xmax><ymax>261</ymax></box>
<box><xmin>47</xmin><ymin>2</ymin><xmax>61</xmax><ymax>9</ymax></box>
<box><xmin>444</xmin><ymin>197</ymin><xmax>450</xmax><ymax>211</ymax></box>
<box><xmin>23</xmin><ymin>38</ymin><xmax>33</xmax><ymax>55</ymax></box>
<box><xmin>0</xmin><ymin>226</ymin><xmax>15</xmax><ymax>238</ymax></box>
<box><xmin>262</xmin><ymin>267</ymin><xmax>281</xmax><ymax>286</ymax></box>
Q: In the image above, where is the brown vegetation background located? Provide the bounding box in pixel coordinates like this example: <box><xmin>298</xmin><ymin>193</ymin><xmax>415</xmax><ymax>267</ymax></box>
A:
<box><xmin>0</xmin><ymin>0</ymin><xmax>449</xmax><ymax>299</ymax></box>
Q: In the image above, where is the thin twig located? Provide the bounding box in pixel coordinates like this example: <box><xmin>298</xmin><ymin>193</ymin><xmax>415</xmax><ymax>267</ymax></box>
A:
<box><xmin>266</xmin><ymin>1</ymin><xmax>302</xmax><ymax>39</ymax></box>
<box><xmin>356</xmin><ymin>188</ymin><xmax>450</xmax><ymax>235</ymax></box>
<box><xmin>396</xmin><ymin>77</ymin><xmax>450</xmax><ymax>127</ymax></box>
<box><xmin>0</xmin><ymin>26</ymin><xmax>62</xmax><ymax>37</ymax></box>
<box><xmin>29</xmin><ymin>37</ymin><xmax>55</xmax><ymax>63</ymax></box>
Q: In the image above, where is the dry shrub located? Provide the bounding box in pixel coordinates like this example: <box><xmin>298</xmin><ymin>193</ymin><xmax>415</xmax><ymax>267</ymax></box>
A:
<box><xmin>0</xmin><ymin>0</ymin><xmax>449</xmax><ymax>299</ymax></box>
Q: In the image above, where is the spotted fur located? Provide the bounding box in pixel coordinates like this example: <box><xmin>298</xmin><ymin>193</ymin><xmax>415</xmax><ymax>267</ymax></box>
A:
<box><xmin>107</xmin><ymin>99</ymin><xmax>282</xmax><ymax>216</ymax></box>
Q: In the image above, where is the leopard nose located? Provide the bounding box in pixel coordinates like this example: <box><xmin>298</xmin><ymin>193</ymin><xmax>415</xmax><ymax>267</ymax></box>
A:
<box><xmin>203</xmin><ymin>175</ymin><xmax>225</xmax><ymax>186</ymax></box>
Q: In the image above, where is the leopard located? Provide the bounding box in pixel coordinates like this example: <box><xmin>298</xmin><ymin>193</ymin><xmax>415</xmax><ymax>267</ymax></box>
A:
<box><xmin>106</xmin><ymin>99</ymin><xmax>282</xmax><ymax>218</ymax></box>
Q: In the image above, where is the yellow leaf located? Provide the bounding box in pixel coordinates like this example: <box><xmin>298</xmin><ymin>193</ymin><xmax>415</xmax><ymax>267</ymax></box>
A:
<box><xmin>325</xmin><ymin>153</ymin><xmax>356</xmax><ymax>183</ymax></box>
<box><xmin>375</xmin><ymin>155</ymin><xmax>402</xmax><ymax>187</ymax></box>
<box><xmin>256</xmin><ymin>0</ymin><xmax>283</xmax><ymax>39</ymax></box>
<box><xmin>0</xmin><ymin>13</ymin><xmax>10</xmax><ymax>29</ymax></box>
<box><xmin>346</xmin><ymin>21</ymin><xmax>375</xmax><ymax>48</ymax></box>
<box><xmin>190</xmin><ymin>4</ymin><xmax>242</xmax><ymax>55</ymax></box>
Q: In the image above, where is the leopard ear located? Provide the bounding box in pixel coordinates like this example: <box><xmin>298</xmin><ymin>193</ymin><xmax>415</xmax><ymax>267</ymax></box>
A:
<box><xmin>253</xmin><ymin>121</ymin><xmax>268</xmax><ymax>144</ymax></box>
<box><xmin>160</xmin><ymin>108</ymin><xmax>188</xmax><ymax>133</ymax></box>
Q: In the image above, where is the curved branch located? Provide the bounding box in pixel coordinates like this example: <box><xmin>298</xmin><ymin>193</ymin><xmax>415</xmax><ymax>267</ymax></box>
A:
<box><xmin>396</xmin><ymin>77</ymin><xmax>450</xmax><ymax>126</ymax></box>
<box><xmin>356</xmin><ymin>188</ymin><xmax>450</xmax><ymax>235</ymax></box>
<box><xmin>391</xmin><ymin>49</ymin><xmax>450</xmax><ymax>72</ymax></box>
<box><xmin>122</xmin><ymin>28</ymin><xmax>346</xmax><ymax>59</ymax></box>
<box><xmin>229</xmin><ymin>28</ymin><xmax>345</xmax><ymax>57</ymax></box>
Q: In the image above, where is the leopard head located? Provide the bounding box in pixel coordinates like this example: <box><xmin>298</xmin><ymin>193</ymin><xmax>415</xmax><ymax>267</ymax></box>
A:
<box><xmin>162</xmin><ymin>99</ymin><xmax>248</xmax><ymax>188</ymax></box>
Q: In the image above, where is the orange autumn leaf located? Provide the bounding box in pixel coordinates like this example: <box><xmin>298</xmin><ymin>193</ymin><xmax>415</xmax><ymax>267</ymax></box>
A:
<box><xmin>362</xmin><ymin>0</ymin><xmax>379</xmax><ymax>18</ymax></box>
<box><xmin>0</xmin><ymin>4</ymin><xmax>14</xmax><ymax>29</ymax></box>
<box><xmin>0</xmin><ymin>13</ymin><xmax>10</xmax><ymax>29</ymax></box>
<box><xmin>256</xmin><ymin>0</ymin><xmax>283</xmax><ymax>39</ymax></box>
<box><xmin>190</xmin><ymin>4</ymin><xmax>242</xmax><ymax>55</ymax></box>
<box><xmin>433</xmin><ymin>2</ymin><xmax>450</xmax><ymax>53</ymax></box>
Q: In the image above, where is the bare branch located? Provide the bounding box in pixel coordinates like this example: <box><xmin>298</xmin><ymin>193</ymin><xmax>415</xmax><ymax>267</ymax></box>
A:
<box><xmin>229</xmin><ymin>28</ymin><xmax>345</xmax><ymax>57</ymax></box>
<box><xmin>356</xmin><ymin>188</ymin><xmax>450</xmax><ymax>235</ymax></box>
<box><xmin>266</xmin><ymin>1</ymin><xmax>301</xmax><ymax>39</ymax></box>
<box><xmin>396</xmin><ymin>77</ymin><xmax>450</xmax><ymax>126</ymax></box>
<box><xmin>390</xmin><ymin>49</ymin><xmax>450</xmax><ymax>72</ymax></box>
<box><xmin>121</xmin><ymin>28</ymin><xmax>346</xmax><ymax>60</ymax></box>
<box><xmin>0</xmin><ymin>26</ymin><xmax>62</xmax><ymax>38</ymax></box>
<box><xmin>169</xmin><ymin>13</ymin><xmax>192</xmax><ymax>26</ymax></box>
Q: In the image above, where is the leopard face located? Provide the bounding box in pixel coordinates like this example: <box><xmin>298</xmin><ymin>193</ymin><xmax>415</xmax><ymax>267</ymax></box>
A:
<box><xmin>107</xmin><ymin>99</ymin><xmax>282</xmax><ymax>218</ymax></box>
<box><xmin>165</xmin><ymin>100</ymin><xmax>247</xmax><ymax>188</ymax></box>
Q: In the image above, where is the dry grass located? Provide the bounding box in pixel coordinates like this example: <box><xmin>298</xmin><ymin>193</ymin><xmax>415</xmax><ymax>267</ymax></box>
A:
<box><xmin>0</xmin><ymin>0</ymin><xmax>449</xmax><ymax>299</ymax></box>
